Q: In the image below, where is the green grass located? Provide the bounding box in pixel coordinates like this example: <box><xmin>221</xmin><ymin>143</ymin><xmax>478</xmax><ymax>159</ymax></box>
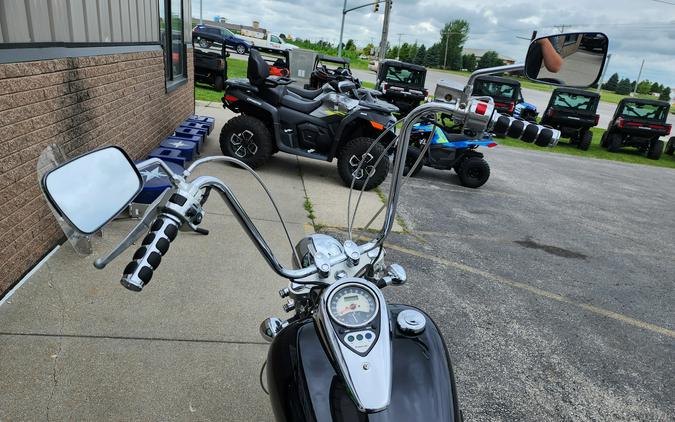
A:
<box><xmin>499</xmin><ymin>127</ymin><xmax>675</xmax><ymax>169</ymax></box>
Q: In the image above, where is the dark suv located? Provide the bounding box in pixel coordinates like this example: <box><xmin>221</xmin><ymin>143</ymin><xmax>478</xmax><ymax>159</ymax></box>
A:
<box><xmin>600</xmin><ymin>98</ymin><xmax>672</xmax><ymax>160</ymax></box>
<box><xmin>193</xmin><ymin>24</ymin><xmax>251</xmax><ymax>54</ymax></box>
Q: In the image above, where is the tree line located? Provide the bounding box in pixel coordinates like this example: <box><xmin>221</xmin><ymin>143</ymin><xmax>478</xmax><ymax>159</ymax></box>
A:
<box><xmin>601</xmin><ymin>73</ymin><xmax>671</xmax><ymax>101</ymax></box>
<box><xmin>383</xmin><ymin>20</ymin><xmax>504</xmax><ymax>71</ymax></box>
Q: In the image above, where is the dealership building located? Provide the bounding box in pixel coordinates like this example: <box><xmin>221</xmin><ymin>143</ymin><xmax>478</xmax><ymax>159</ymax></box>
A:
<box><xmin>0</xmin><ymin>0</ymin><xmax>194</xmax><ymax>294</ymax></box>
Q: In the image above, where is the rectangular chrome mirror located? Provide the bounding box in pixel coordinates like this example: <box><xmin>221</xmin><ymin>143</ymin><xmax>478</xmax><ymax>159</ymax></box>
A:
<box><xmin>525</xmin><ymin>32</ymin><xmax>608</xmax><ymax>88</ymax></box>
<box><xmin>41</xmin><ymin>146</ymin><xmax>143</xmax><ymax>234</ymax></box>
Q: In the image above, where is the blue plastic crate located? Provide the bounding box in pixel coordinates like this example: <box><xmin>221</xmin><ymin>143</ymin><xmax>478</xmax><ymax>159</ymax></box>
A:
<box><xmin>147</xmin><ymin>147</ymin><xmax>187</xmax><ymax>167</ymax></box>
<box><xmin>160</xmin><ymin>138</ymin><xmax>198</xmax><ymax>161</ymax></box>
<box><xmin>175</xmin><ymin>126</ymin><xmax>205</xmax><ymax>144</ymax></box>
<box><xmin>181</xmin><ymin>121</ymin><xmax>211</xmax><ymax>135</ymax></box>
<box><xmin>187</xmin><ymin>115</ymin><xmax>215</xmax><ymax>133</ymax></box>
<box><xmin>166</xmin><ymin>135</ymin><xmax>201</xmax><ymax>151</ymax></box>
<box><xmin>134</xmin><ymin>160</ymin><xmax>184</xmax><ymax>204</ymax></box>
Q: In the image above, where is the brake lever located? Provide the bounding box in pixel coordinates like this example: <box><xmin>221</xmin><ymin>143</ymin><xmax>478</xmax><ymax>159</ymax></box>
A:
<box><xmin>94</xmin><ymin>188</ymin><xmax>173</xmax><ymax>269</ymax></box>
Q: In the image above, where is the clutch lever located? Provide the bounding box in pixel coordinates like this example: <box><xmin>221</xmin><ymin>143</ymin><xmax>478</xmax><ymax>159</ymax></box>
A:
<box><xmin>94</xmin><ymin>188</ymin><xmax>173</xmax><ymax>269</ymax></box>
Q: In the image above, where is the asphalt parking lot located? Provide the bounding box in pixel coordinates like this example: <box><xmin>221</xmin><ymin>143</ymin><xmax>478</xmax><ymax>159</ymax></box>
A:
<box><xmin>357</xmin><ymin>146</ymin><xmax>675</xmax><ymax>421</ymax></box>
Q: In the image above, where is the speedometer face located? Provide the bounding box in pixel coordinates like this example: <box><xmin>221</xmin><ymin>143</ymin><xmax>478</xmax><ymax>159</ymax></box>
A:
<box><xmin>328</xmin><ymin>285</ymin><xmax>378</xmax><ymax>328</ymax></box>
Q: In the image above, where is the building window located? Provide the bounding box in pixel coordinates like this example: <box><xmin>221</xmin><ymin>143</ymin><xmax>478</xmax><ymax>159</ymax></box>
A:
<box><xmin>159</xmin><ymin>0</ymin><xmax>186</xmax><ymax>87</ymax></box>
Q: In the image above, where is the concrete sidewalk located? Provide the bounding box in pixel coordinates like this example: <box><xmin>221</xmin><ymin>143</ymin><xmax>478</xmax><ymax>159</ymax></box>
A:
<box><xmin>0</xmin><ymin>104</ymin><xmax>293</xmax><ymax>421</ymax></box>
<box><xmin>0</xmin><ymin>101</ymin><xmax>397</xmax><ymax>421</ymax></box>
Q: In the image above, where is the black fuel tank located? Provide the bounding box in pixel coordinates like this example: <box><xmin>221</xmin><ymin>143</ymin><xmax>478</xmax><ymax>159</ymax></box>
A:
<box><xmin>266</xmin><ymin>304</ymin><xmax>461</xmax><ymax>422</ymax></box>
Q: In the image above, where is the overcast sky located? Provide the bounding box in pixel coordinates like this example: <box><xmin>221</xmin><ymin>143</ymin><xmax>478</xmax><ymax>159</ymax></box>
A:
<box><xmin>193</xmin><ymin>0</ymin><xmax>675</xmax><ymax>88</ymax></box>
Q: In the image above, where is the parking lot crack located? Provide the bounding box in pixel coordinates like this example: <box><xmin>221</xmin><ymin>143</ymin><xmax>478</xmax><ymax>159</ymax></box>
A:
<box><xmin>44</xmin><ymin>261</ymin><xmax>65</xmax><ymax>422</ymax></box>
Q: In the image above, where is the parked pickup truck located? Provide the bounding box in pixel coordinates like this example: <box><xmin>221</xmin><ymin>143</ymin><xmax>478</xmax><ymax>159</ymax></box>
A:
<box><xmin>237</xmin><ymin>33</ymin><xmax>297</xmax><ymax>53</ymax></box>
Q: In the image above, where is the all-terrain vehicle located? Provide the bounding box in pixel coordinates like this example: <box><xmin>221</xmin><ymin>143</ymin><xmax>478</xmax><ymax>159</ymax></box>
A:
<box><xmin>375</xmin><ymin>60</ymin><xmax>428</xmax><ymax>117</ymax></box>
<box><xmin>220</xmin><ymin>49</ymin><xmax>397</xmax><ymax>190</ymax></box>
<box><xmin>539</xmin><ymin>87</ymin><xmax>600</xmax><ymax>151</ymax></box>
<box><xmin>193</xmin><ymin>32</ymin><xmax>229</xmax><ymax>91</ymax></box>
<box><xmin>403</xmin><ymin>119</ymin><xmax>497</xmax><ymax>189</ymax></box>
<box><xmin>472</xmin><ymin>76</ymin><xmax>537</xmax><ymax>121</ymax></box>
<box><xmin>306</xmin><ymin>54</ymin><xmax>360</xmax><ymax>90</ymax></box>
<box><xmin>600</xmin><ymin>98</ymin><xmax>672</xmax><ymax>160</ymax></box>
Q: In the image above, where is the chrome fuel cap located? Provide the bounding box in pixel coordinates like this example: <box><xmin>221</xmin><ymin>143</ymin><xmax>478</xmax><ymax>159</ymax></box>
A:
<box><xmin>396</xmin><ymin>309</ymin><xmax>426</xmax><ymax>335</ymax></box>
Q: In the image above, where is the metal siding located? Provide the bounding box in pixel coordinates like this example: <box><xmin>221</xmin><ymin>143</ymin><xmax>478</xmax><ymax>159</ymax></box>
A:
<box><xmin>150</xmin><ymin>0</ymin><xmax>158</xmax><ymax>41</ymax></box>
<box><xmin>98</xmin><ymin>0</ymin><xmax>111</xmax><ymax>42</ymax></box>
<box><xmin>109</xmin><ymin>0</ymin><xmax>122</xmax><ymax>42</ymax></box>
<box><xmin>144</xmin><ymin>0</ymin><xmax>152</xmax><ymax>41</ymax></box>
<box><xmin>84</xmin><ymin>0</ymin><xmax>100</xmax><ymax>42</ymax></box>
<box><xmin>128</xmin><ymin>0</ymin><xmax>138</xmax><ymax>42</ymax></box>
<box><xmin>51</xmin><ymin>0</ymin><xmax>72</xmax><ymax>42</ymax></box>
<box><xmin>68</xmin><ymin>0</ymin><xmax>87</xmax><ymax>42</ymax></box>
<box><xmin>27</xmin><ymin>0</ymin><xmax>53</xmax><ymax>42</ymax></box>
<box><xmin>120</xmin><ymin>0</ymin><xmax>131</xmax><ymax>42</ymax></box>
<box><xmin>2</xmin><ymin>0</ymin><xmax>31</xmax><ymax>42</ymax></box>
<box><xmin>0</xmin><ymin>19</ymin><xmax>3</xmax><ymax>43</ymax></box>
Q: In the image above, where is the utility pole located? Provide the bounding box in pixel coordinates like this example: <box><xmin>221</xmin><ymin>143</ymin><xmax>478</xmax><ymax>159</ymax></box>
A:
<box><xmin>597</xmin><ymin>53</ymin><xmax>612</xmax><ymax>94</ymax></box>
<box><xmin>443</xmin><ymin>31</ymin><xmax>449</xmax><ymax>69</ymax></box>
<box><xmin>553</xmin><ymin>24</ymin><xmax>571</xmax><ymax>33</ymax></box>
<box><xmin>199</xmin><ymin>0</ymin><xmax>203</xmax><ymax>24</ymax></box>
<box><xmin>338</xmin><ymin>0</ymin><xmax>348</xmax><ymax>57</ymax></box>
<box><xmin>377</xmin><ymin>0</ymin><xmax>391</xmax><ymax>61</ymax></box>
<box><xmin>632</xmin><ymin>58</ymin><xmax>645</xmax><ymax>96</ymax></box>
<box><xmin>395</xmin><ymin>32</ymin><xmax>407</xmax><ymax>60</ymax></box>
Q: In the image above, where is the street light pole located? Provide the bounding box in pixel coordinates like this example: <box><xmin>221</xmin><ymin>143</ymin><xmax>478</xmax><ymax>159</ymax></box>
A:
<box><xmin>337</xmin><ymin>0</ymin><xmax>348</xmax><ymax>57</ymax></box>
<box><xmin>632</xmin><ymin>58</ymin><xmax>645</xmax><ymax>96</ymax></box>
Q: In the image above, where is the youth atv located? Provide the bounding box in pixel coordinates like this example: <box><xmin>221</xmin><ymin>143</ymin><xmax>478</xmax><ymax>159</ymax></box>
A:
<box><xmin>220</xmin><ymin>49</ymin><xmax>398</xmax><ymax>190</ymax></box>
<box><xmin>403</xmin><ymin>119</ymin><xmax>497</xmax><ymax>189</ymax></box>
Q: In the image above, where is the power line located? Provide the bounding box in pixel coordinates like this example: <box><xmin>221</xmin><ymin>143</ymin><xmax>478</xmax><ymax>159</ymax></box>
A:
<box><xmin>651</xmin><ymin>0</ymin><xmax>675</xmax><ymax>5</ymax></box>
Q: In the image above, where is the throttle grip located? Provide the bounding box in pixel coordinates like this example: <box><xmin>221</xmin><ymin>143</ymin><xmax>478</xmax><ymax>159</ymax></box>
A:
<box><xmin>492</xmin><ymin>114</ymin><xmax>560</xmax><ymax>147</ymax></box>
<box><xmin>120</xmin><ymin>215</ymin><xmax>180</xmax><ymax>291</ymax></box>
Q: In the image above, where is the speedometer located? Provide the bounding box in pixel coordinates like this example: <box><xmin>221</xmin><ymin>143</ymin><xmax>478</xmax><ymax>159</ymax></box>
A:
<box><xmin>328</xmin><ymin>284</ymin><xmax>378</xmax><ymax>328</ymax></box>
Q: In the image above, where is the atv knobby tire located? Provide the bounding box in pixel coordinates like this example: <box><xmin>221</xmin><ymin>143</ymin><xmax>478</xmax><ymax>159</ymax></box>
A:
<box><xmin>457</xmin><ymin>156</ymin><xmax>490</xmax><ymax>189</ymax></box>
<box><xmin>600</xmin><ymin>132</ymin><xmax>608</xmax><ymax>148</ymax></box>
<box><xmin>338</xmin><ymin>137</ymin><xmax>389</xmax><ymax>191</ymax></box>
<box><xmin>665</xmin><ymin>137</ymin><xmax>675</xmax><ymax>155</ymax></box>
<box><xmin>220</xmin><ymin>115</ymin><xmax>274</xmax><ymax>168</ymax></box>
<box><xmin>404</xmin><ymin>147</ymin><xmax>424</xmax><ymax>177</ymax></box>
<box><xmin>577</xmin><ymin>130</ymin><xmax>592</xmax><ymax>151</ymax></box>
<box><xmin>607</xmin><ymin>133</ymin><xmax>622</xmax><ymax>153</ymax></box>
<box><xmin>647</xmin><ymin>139</ymin><xmax>664</xmax><ymax>160</ymax></box>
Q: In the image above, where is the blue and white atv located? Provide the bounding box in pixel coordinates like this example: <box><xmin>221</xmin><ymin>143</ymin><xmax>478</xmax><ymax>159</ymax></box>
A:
<box><xmin>513</xmin><ymin>99</ymin><xmax>539</xmax><ymax>122</ymax></box>
<box><xmin>404</xmin><ymin>121</ymin><xmax>498</xmax><ymax>189</ymax></box>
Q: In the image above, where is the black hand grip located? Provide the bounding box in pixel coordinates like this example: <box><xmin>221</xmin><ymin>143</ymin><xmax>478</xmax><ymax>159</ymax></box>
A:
<box><xmin>120</xmin><ymin>215</ymin><xmax>180</xmax><ymax>292</ymax></box>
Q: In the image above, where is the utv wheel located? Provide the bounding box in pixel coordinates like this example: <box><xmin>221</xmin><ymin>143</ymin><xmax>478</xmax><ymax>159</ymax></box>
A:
<box><xmin>219</xmin><ymin>115</ymin><xmax>273</xmax><ymax>168</ymax></box>
<box><xmin>647</xmin><ymin>139</ymin><xmax>664</xmax><ymax>160</ymax></box>
<box><xmin>214</xmin><ymin>75</ymin><xmax>224</xmax><ymax>91</ymax></box>
<box><xmin>577</xmin><ymin>130</ymin><xmax>592</xmax><ymax>151</ymax></box>
<box><xmin>236</xmin><ymin>44</ymin><xmax>247</xmax><ymax>55</ymax></box>
<box><xmin>600</xmin><ymin>132</ymin><xmax>608</xmax><ymax>148</ymax></box>
<box><xmin>607</xmin><ymin>133</ymin><xmax>622</xmax><ymax>153</ymax></box>
<box><xmin>403</xmin><ymin>147</ymin><xmax>424</xmax><ymax>177</ymax></box>
<box><xmin>666</xmin><ymin>137</ymin><xmax>675</xmax><ymax>155</ymax></box>
<box><xmin>338</xmin><ymin>137</ymin><xmax>389</xmax><ymax>191</ymax></box>
<box><xmin>457</xmin><ymin>157</ymin><xmax>490</xmax><ymax>189</ymax></box>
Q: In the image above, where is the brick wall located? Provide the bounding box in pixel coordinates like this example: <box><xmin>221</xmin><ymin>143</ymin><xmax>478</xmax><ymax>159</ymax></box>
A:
<box><xmin>0</xmin><ymin>48</ymin><xmax>195</xmax><ymax>294</ymax></box>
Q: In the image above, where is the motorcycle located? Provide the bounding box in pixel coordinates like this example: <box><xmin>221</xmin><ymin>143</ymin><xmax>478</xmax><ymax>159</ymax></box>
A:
<box><xmin>38</xmin><ymin>32</ymin><xmax>606</xmax><ymax>421</ymax></box>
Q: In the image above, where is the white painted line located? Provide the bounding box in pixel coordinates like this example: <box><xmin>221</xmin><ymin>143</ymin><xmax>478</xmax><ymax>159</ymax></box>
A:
<box><xmin>0</xmin><ymin>245</ymin><xmax>61</xmax><ymax>307</ymax></box>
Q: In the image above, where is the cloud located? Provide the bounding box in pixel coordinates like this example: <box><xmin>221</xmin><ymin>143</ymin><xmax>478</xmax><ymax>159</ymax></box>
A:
<box><xmin>195</xmin><ymin>0</ymin><xmax>675</xmax><ymax>86</ymax></box>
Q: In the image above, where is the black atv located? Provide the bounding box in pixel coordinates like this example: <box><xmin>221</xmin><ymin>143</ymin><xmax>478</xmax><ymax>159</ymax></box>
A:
<box><xmin>193</xmin><ymin>32</ymin><xmax>228</xmax><ymax>91</ymax></box>
<box><xmin>220</xmin><ymin>49</ymin><xmax>398</xmax><ymax>190</ymax></box>
<box><xmin>375</xmin><ymin>60</ymin><xmax>428</xmax><ymax>117</ymax></box>
<box><xmin>307</xmin><ymin>54</ymin><xmax>360</xmax><ymax>90</ymax></box>
<box><xmin>600</xmin><ymin>98</ymin><xmax>672</xmax><ymax>160</ymax></box>
<box><xmin>539</xmin><ymin>88</ymin><xmax>600</xmax><ymax>151</ymax></box>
